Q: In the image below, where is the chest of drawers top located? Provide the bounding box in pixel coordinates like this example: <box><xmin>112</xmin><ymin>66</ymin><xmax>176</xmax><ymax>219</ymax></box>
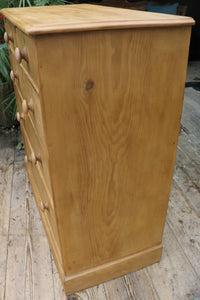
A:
<box><xmin>1</xmin><ymin>4</ymin><xmax>194</xmax><ymax>36</ymax></box>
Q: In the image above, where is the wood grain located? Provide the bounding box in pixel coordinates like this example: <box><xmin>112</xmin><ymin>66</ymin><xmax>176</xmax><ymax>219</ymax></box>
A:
<box><xmin>181</xmin><ymin>90</ymin><xmax>200</xmax><ymax>149</ymax></box>
<box><xmin>167</xmin><ymin>181</ymin><xmax>200</xmax><ymax>277</ymax></box>
<box><xmin>3</xmin><ymin>4</ymin><xmax>194</xmax><ymax>295</ymax></box>
<box><xmin>13</xmin><ymin>86</ymin><xmax>53</xmax><ymax>196</ymax></box>
<box><xmin>104</xmin><ymin>269</ymin><xmax>159</xmax><ymax>300</ymax></box>
<box><xmin>63</xmin><ymin>244</ymin><xmax>162</xmax><ymax>295</ymax></box>
<box><xmin>174</xmin><ymin>143</ymin><xmax>200</xmax><ymax>214</ymax></box>
<box><xmin>22</xmin><ymin>130</ymin><xmax>64</xmax><ymax>282</ymax></box>
<box><xmin>1</xmin><ymin>5</ymin><xmax>194</xmax><ymax>36</ymax></box>
<box><xmin>147</xmin><ymin>223</ymin><xmax>200</xmax><ymax>300</ymax></box>
<box><xmin>35</xmin><ymin>26</ymin><xmax>192</xmax><ymax>285</ymax></box>
<box><xmin>0</xmin><ymin>60</ymin><xmax>200</xmax><ymax>299</ymax></box>
<box><xmin>15</xmin><ymin>28</ymin><xmax>39</xmax><ymax>86</ymax></box>
<box><xmin>52</xmin><ymin>256</ymin><xmax>108</xmax><ymax>300</ymax></box>
<box><xmin>174</xmin><ymin>87</ymin><xmax>200</xmax><ymax>213</ymax></box>
<box><xmin>0</xmin><ymin>131</ymin><xmax>15</xmax><ymax>300</ymax></box>
<box><xmin>0</xmin><ymin>135</ymin><xmax>55</xmax><ymax>300</ymax></box>
<box><xmin>3</xmin><ymin>18</ymin><xmax>17</xmax><ymax>48</ymax></box>
<box><xmin>124</xmin><ymin>270</ymin><xmax>159</xmax><ymax>300</ymax></box>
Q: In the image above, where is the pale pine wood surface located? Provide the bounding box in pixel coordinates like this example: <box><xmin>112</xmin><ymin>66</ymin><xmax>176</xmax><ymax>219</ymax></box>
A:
<box><xmin>3</xmin><ymin>5</ymin><xmax>194</xmax><ymax>293</ymax></box>
<box><xmin>1</xmin><ymin>4</ymin><xmax>194</xmax><ymax>36</ymax></box>
<box><xmin>0</xmin><ymin>62</ymin><xmax>200</xmax><ymax>299</ymax></box>
<box><xmin>34</xmin><ymin>25</ymin><xmax>191</xmax><ymax>287</ymax></box>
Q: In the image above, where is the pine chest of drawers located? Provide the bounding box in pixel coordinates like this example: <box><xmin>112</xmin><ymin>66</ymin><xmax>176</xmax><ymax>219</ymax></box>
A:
<box><xmin>2</xmin><ymin>4</ymin><xmax>194</xmax><ymax>295</ymax></box>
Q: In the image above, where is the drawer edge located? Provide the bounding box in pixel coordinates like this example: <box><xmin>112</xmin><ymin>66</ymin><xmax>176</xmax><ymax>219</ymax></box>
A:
<box><xmin>25</xmin><ymin>159</ymin><xmax>65</xmax><ymax>281</ymax></box>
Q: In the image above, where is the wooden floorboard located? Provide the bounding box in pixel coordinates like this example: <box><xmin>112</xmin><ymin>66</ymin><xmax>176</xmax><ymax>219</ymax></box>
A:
<box><xmin>0</xmin><ymin>62</ymin><xmax>200</xmax><ymax>299</ymax></box>
<box><xmin>147</xmin><ymin>223</ymin><xmax>200</xmax><ymax>300</ymax></box>
<box><xmin>0</xmin><ymin>130</ymin><xmax>15</xmax><ymax>300</ymax></box>
<box><xmin>167</xmin><ymin>181</ymin><xmax>200</xmax><ymax>277</ymax></box>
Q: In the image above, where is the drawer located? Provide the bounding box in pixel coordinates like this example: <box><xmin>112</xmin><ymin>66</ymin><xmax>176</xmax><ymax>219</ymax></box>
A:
<box><xmin>9</xmin><ymin>49</ymin><xmax>45</xmax><ymax>149</ymax></box>
<box><xmin>25</xmin><ymin>149</ymin><xmax>63</xmax><ymax>273</ymax></box>
<box><xmin>4</xmin><ymin>19</ymin><xmax>17</xmax><ymax>49</ymax></box>
<box><xmin>8</xmin><ymin>47</ymin><xmax>19</xmax><ymax>81</ymax></box>
<box><xmin>26</xmin><ymin>151</ymin><xmax>61</xmax><ymax>255</ymax></box>
<box><xmin>15</xmin><ymin>87</ymin><xmax>52</xmax><ymax>197</ymax></box>
<box><xmin>20</xmin><ymin>121</ymin><xmax>52</xmax><ymax>198</ymax></box>
<box><xmin>13</xmin><ymin>28</ymin><xmax>39</xmax><ymax>87</ymax></box>
<box><xmin>22</xmin><ymin>129</ymin><xmax>63</xmax><ymax>276</ymax></box>
<box><xmin>22</xmin><ymin>127</ymin><xmax>58</xmax><ymax>238</ymax></box>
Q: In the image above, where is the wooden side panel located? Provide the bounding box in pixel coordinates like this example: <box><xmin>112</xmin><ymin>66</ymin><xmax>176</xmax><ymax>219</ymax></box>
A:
<box><xmin>36</xmin><ymin>26</ymin><xmax>191</xmax><ymax>277</ymax></box>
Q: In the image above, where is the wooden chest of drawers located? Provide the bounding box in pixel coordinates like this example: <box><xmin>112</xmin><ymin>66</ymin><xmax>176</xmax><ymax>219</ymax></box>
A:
<box><xmin>2</xmin><ymin>4</ymin><xmax>194</xmax><ymax>295</ymax></box>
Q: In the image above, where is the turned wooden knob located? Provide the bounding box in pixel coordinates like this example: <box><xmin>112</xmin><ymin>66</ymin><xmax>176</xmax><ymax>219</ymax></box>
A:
<box><xmin>30</xmin><ymin>152</ymin><xmax>41</xmax><ymax>164</ymax></box>
<box><xmin>10</xmin><ymin>70</ymin><xmax>18</xmax><ymax>82</ymax></box>
<box><xmin>4</xmin><ymin>31</ymin><xmax>13</xmax><ymax>43</ymax></box>
<box><xmin>30</xmin><ymin>152</ymin><xmax>37</xmax><ymax>164</ymax></box>
<box><xmin>15</xmin><ymin>48</ymin><xmax>22</xmax><ymax>63</ymax></box>
<box><xmin>22</xmin><ymin>99</ymin><xmax>34</xmax><ymax>114</ymax></box>
<box><xmin>24</xmin><ymin>153</ymin><xmax>41</xmax><ymax>164</ymax></box>
<box><xmin>24</xmin><ymin>155</ymin><xmax>28</xmax><ymax>164</ymax></box>
<box><xmin>15</xmin><ymin>47</ymin><xmax>28</xmax><ymax>63</ymax></box>
<box><xmin>40</xmin><ymin>201</ymin><xmax>48</xmax><ymax>212</ymax></box>
<box><xmin>24</xmin><ymin>152</ymin><xmax>37</xmax><ymax>164</ymax></box>
<box><xmin>16</xmin><ymin>112</ymin><xmax>25</xmax><ymax>122</ymax></box>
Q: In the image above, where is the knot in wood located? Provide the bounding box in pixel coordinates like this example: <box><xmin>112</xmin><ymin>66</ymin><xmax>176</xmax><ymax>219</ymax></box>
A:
<box><xmin>85</xmin><ymin>79</ymin><xmax>94</xmax><ymax>91</ymax></box>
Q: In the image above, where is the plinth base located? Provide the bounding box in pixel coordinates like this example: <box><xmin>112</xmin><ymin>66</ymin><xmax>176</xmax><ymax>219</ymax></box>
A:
<box><xmin>64</xmin><ymin>244</ymin><xmax>163</xmax><ymax>295</ymax></box>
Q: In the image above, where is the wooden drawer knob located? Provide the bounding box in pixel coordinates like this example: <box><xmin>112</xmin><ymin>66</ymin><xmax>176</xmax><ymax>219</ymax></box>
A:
<box><xmin>30</xmin><ymin>152</ymin><xmax>37</xmax><ymax>164</ymax></box>
<box><xmin>10</xmin><ymin>70</ymin><xmax>18</xmax><ymax>82</ymax></box>
<box><xmin>16</xmin><ymin>112</ymin><xmax>25</xmax><ymax>122</ymax></box>
<box><xmin>22</xmin><ymin>99</ymin><xmax>34</xmax><ymax>114</ymax></box>
<box><xmin>4</xmin><ymin>31</ymin><xmax>13</xmax><ymax>43</ymax></box>
<box><xmin>24</xmin><ymin>155</ymin><xmax>28</xmax><ymax>164</ymax></box>
<box><xmin>15</xmin><ymin>47</ymin><xmax>28</xmax><ymax>63</ymax></box>
<box><xmin>24</xmin><ymin>152</ymin><xmax>41</xmax><ymax>164</ymax></box>
<box><xmin>40</xmin><ymin>201</ymin><xmax>49</xmax><ymax>212</ymax></box>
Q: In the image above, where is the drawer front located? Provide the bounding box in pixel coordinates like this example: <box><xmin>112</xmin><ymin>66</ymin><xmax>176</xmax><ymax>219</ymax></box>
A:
<box><xmin>4</xmin><ymin>19</ymin><xmax>17</xmax><ymax>49</ymax></box>
<box><xmin>25</xmin><ymin>149</ymin><xmax>63</xmax><ymax>273</ymax></box>
<box><xmin>14</xmin><ymin>28</ymin><xmax>39</xmax><ymax>87</ymax></box>
<box><xmin>10</xmin><ymin>49</ymin><xmax>45</xmax><ymax>149</ymax></box>
<box><xmin>26</xmin><ymin>156</ymin><xmax>61</xmax><ymax>256</ymax></box>
<box><xmin>23</xmin><ymin>120</ymin><xmax>52</xmax><ymax>195</ymax></box>
<box><xmin>22</xmin><ymin>127</ymin><xmax>59</xmax><ymax>243</ymax></box>
<box><xmin>14</xmin><ymin>85</ymin><xmax>52</xmax><ymax>197</ymax></box>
